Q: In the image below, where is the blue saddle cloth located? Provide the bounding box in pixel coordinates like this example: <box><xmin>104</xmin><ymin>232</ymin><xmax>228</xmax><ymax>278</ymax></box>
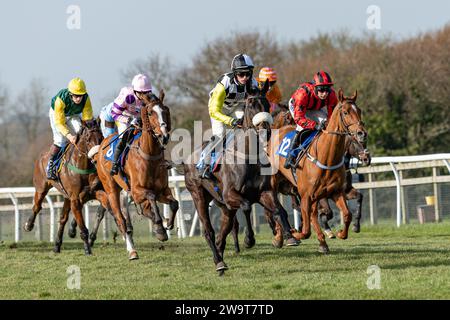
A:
<box><xmin>196</xmin><ymin>132</ymin><xmax>235</xmax><ymax>172</ymax></box>
<box><xmin>104</xmin><ymin>131</ymin><xmax>142</xmax><ymax>165</ymax></box>
<box><xmin>276</xmin><ymin>130</ymin><xmax>318</xmax><ymax>159</ymax></box>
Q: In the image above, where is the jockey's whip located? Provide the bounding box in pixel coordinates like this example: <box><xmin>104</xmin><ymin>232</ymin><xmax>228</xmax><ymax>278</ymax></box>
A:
<box><xmin>101</xmin><ymin>124</ymin><xmax>135</xmax><ymax>150</ymax></box>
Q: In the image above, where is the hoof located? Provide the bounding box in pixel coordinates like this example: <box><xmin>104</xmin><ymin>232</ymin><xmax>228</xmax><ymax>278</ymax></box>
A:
<box><xmin>352</xmin><ymin>224</ymin><xmax>361</xmax><ymax>233</ymax></box>
<box><xmin>286</xmin><ymin>237</ymin><xmax>300</xmax><ymax>246</ymax></box>
<box><xmin>68</xmin><ymin>229</ymin><xmax>77</xmax><ymax>239</ymax></box>
<box><xmin>216</xmin><ymin>261</ymin><xmax>228</xmax><ymax>272</ymax></box>
<box><xmin>324</xmin><ymin>229</ymin><xmax>336</xmax><ymax>239</ymax></box>
<box><xmin>23</xmin><ymin>222</ymin><xmax>34</xmax><ymax>232</ymax></box>
<box><xmin>53</xmin><ymin>247</ymin><xmax>61</xmax><ymax>253</ymax></box>
<box><xmin>290</xmin><ymin>229</ymin><xmax>303</xmax><ymax>241</ymax></box>
<box><xmin>272</xmin><ymin>238</ymin><xmax>283</xmax><ymax>248</ymax></box>
<box><xmin>318</xmin><ymin>244</ymin><xmax>330</xmax><ymax>254</ymax></box>
<box><xmin>128</xmin><ymin>250</ymin><xmax>139</xmax><ymax>260</ymax></box>
<box><xmin>337</xmin><ymin>230</ymin><xmax>348</xmax><ymax>240</ymax></box>
<box><xmin>155</xmin><ymin>231</ymin><xmax>168</xmax><ymax>242</ymax></box>
<box><xmin>244</xmin><ymin>237</ymin><xmax>255</xmax><ymax>249</ymax></box>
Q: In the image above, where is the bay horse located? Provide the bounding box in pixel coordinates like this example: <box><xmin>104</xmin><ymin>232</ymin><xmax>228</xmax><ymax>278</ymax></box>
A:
<box><xmin>23</xmin><ymin>121</ymin><xmax>109</xmax><ymax>254</ymax></box>
<box><xmin>95</xmin><ymin>90</ymin><xmax>178</xmax><ymax>260</ymax></box>
<box><xmin>268</xmin><ymin>89</ymin><xmax>367</xmax><ymax>253</ymax></box>
<box><xmin>183</xmin><ymin>81</ymin><xmax>298</xmax><ymax>274</ymax></box>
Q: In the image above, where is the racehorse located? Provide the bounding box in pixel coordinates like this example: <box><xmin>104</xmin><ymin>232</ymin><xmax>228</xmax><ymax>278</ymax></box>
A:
<box><xmin>268</xmin><ymin>89</ymin><xmax>367</xmax><ymax>253</ymax></box>
<box><xmin>184</xmin><ymin>80</ymin><xmax>298</xmax><ymax>274</ymax></box>
<box><xmin>95</xmin><ymin>90</ymin><xmax>178</xmax><ymax>260</ymax></box>
<box><xmin>23</xmin><ymin>121</ymin><xmax>108</xmax><ymax>255</ymax></box>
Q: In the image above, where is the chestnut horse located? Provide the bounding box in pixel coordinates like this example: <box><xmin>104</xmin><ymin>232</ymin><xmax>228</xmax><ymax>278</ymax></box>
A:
<box><xmin>95</xmin><ymin>91</ymin><xmax>178</xmax><ymax>260</ymax></box>
<box><xmin>268</xmin><ymin>89</ymin><xmax>367</xmax><ymax>253</ymax></box>
<box><xmin>23</xmin><ymin>121</ymin><xmax>109</xmax><ymax>254</ymax></box>
<box><xmin>184</xmin><ymin>81</ymin><xmax>298</xmax><ymax>274</ymax></box>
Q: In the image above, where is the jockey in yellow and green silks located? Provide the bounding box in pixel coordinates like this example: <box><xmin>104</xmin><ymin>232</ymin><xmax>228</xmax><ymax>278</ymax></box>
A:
<box><xmin>46</xmin><ymin>77</ymin><xmax>94</xmax><ymax>180</ymax></box>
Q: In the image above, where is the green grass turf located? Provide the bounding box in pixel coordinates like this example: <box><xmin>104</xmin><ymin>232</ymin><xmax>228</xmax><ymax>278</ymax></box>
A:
<box><xmin>1</xmin><ymin>221</ymin><xmax>450</xmax><ymax>299</ymax></box>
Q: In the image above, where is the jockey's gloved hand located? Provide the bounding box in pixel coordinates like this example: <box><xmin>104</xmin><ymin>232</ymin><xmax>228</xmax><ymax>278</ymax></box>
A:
<box><xmin>231</xmin><ymin>118</ymin><xmax>243</xmax><ymax>128</ymax></box>
<box><xmin>315</xmin><ymin>119</ymin><xmax>327</xmax><ymax>130</ymax></box>
<box><xmin>128</xmin><ymin>117</ymin><xmax>139</xmax><ymax>127</ymax></box>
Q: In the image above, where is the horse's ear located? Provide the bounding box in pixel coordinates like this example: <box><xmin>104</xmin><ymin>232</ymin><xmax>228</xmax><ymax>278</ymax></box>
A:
<box><xmin>262</xmin><ymin>79</ymin><xmax>270</xmax><ymax>95</ymax></box>
<box><xmin>159</xmin><ymin>89</ymin><xmax>165</xmax><ymax>104</ymax></box>
<box><xmin>351</xmin><ymin>90</ymin><xmax>358</xmax><ymax>101</ymax></box>
<box><xmin>338</xmin><ymin>88</ymin><xmax>344</xmax><ymax>102</ymax></box>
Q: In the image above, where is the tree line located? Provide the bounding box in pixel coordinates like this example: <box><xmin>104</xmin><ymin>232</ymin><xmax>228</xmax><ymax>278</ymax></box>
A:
<box><xmin>0</xmin><ymin>25</ymin><xmax>448</xmax><ymax>186</ymax></box>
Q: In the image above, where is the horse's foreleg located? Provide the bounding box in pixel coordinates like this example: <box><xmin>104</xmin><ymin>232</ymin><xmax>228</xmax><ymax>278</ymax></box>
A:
<box><xmin>54</xmin><ymin>198</ymin><xmax>71</xmax><ymax>253</ymax></box>
<box><xmin>231</xmin><ymin>215</ymin><xmax>240</xmax><ymax>253</ymax></box>
<box><xmin>333</xmin><ymin>193</ymin><xmax>352</xmax><ymax>240</ymax></box>
<box><xmin>89</xmin><ymin>206</ymin><xmax>106</xmax><ymax>247</ymax></box>
<box><xmin>24</xmin><ymin>184</ymin><xmax>51</xmax><ymax>232</ymax></box>
<box><xmin>259</xmin><ymin>191</ymin><xmax>299</xmax><ymax>246</ymax></box>
<box><xmin>70</xmin><ymin>200</ymin><xmax>91</xmax><ymax>255</ymax></box>
<box><xmin>299</xmin><ymin>196</ymin><xmax>312</xmax><ymax>240</ymax></box>
<box><xmin>215</xmin><ymin>207</ymin><xmax>237</xmax><ymax>261</ymax></box>
<box><xmin>347</xmin><ymin>188</ymin><xmax>363</xmax><ymax>233</ymax></box>
<box><xmin>157</xmin><ymin>187</ymin><xmax>179</xmax><ymax>230</ymax></box>
<box><xmin>107</xmin><ymin>189</ymin><xmax>138</xmax><ymax>260</ymax></box>
<box><xmin>142</xmin><ymin>192</ymin><xmax>167</xmax><ymax>242</ymax></box>
<box><xmin>120</xmin><ymin>191</ymin><xmax>133</xmax><ymax>235</ymax></box>
<box><xmin>311</xmin><ymin>200</ymin><xmax>329</xmax><ymax>253</ymax></box>
<box><xmin>223</xmin><ymin>188</ymin><xmax>251</xmax><ymax>212</ymax></box>
<box><xmin>190</xmin><ymin>188</ymin><xmax>227</xmax><ymax>272</ymax></box>
<box><xmin>318</xmin><ymin>198</ymin><xmax>336</xmax><ymax>239</ymax></box>
<box><xmin>68</xmin><ymin>219</ymin><xmax>77</xmax><ymax>238</ymax></box>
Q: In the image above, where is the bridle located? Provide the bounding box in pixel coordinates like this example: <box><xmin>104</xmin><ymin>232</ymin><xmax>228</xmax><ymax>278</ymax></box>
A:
<box><xmin>322</xmin><ymin>101</ymin><xmax>365</xmax><ymax>138</ymax></box>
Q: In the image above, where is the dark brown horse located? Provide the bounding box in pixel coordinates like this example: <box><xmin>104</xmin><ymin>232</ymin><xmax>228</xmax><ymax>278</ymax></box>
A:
<box><xmin>268</xmin><ymin>89</ymin><xmax>367</xmax><ymax>253</ymax></box>
<box><xmin>95</xmin><ymin>91</ymin><xmax>178</xmax><ymax>260</ymax></box>
<box><xmin>23</xmin><ymin>121</ymin><xmax>109</xmax><ymax>254</ymax></box>
<box><xmin>184</xmin><ymin>81</ymin><xmax>298</xmax><ymax>274</ymax></box>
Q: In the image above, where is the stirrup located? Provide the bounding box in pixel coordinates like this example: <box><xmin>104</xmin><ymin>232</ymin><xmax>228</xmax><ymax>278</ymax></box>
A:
<box><xmin>110</xmin><ymin>163</ymin><xmax>119</xmax><ymax>175</ymax></box>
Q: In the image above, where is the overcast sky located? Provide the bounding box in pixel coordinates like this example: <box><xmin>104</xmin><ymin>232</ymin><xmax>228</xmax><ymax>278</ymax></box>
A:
<box><xmin>0</xmin><ymin>0</ymin><xmax>448</xmax><ymax>111</ymax></box>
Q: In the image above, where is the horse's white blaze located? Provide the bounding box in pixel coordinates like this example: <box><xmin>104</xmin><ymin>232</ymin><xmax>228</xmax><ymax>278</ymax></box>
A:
<box><xmin>87</xmin><ymin>145</ymin><xmax>100</xmax><ymax>159</ymax></box>
<box><xmin>252</xmin><ymin>112</ymin><xmax>273</xmax><ymax>126</ymax></box>
<box><xmin>125</xmin><ymin>234</ymin><xmax>134</xmax><ymax>252</ymax></box>
<box><xmin>352</xmin><ymin>104</ymin><xmax>357</xmax><ymax>112</ymax></box>
<box><xmin>153</xmin><ymin>104</ymin><xmax>166</xmax><ymax>128</ymax></box>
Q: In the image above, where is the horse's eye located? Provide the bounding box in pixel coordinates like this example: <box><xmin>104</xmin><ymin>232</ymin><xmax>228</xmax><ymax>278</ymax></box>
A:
<box><xmin>343</xmin><ymin>111</ymin><xmax>348</xmax><ymax>116</ymax></box>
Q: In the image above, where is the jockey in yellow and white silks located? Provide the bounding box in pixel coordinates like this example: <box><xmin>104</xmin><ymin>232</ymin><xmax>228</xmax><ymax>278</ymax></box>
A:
<box><xmin>46</xmin><ymin>77</ymin><xmax>94</xmax><ymax>180</ymax></box>
<box><xmin>197</xmin><ymin>53</ymin><xmax>258</xmax><ymax>179</ymax></box>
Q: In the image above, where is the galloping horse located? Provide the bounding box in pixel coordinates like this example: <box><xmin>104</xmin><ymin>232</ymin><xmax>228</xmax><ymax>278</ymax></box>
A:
<box><xmin>268</xmin><ymin>89</ymin><xmax>367</xmax><ymax>253</ymax></box>
<box><xmin>23</xmin><ymin>121</ymin><xmax>108</xmax><ymax>254</ymax></box>
<box><xmin>95</xmin><ymin>91</ymin><xmax>178</xmax><ymax>260</ymax></box>
<box><xmin>184</xmin><ymin>81</ymin><xmax>298</xmax><ymax>274</ymax></box>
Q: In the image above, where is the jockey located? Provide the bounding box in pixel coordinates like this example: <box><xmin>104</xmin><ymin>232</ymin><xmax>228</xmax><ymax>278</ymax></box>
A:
<box><xmin>196</xmin><ymin>53</ymin><xmax>258</xmax><ymax>179</ymax></box>
<box><xmin>256</xmin><ymin>67</ymin><xmax>282</xmax><ymax>113</ymax></box>
<box><xmin>47</xmin><ymin>77</ymin><xmax>94</xmax><ymax>180</ymax></box>
<box><xmin>109</xmin><ymin>73</ymin><xmax>153</xmax><ymax>176</ymax></box>
<box><xmin>284</xmin><ymin>70</ymin><xmax>338</xmax><ymax>169</ymax></box>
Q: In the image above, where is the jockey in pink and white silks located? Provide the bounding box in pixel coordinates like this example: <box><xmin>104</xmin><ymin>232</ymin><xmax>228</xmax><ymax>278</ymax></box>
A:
<box><xmin>106</xmin><ymin>74</ymin><xmax>153</xmax><ymax>176</ymax></box>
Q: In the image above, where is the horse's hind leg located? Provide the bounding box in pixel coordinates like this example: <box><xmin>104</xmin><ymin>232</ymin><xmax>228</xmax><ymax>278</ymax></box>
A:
<box><xmin>143</xmin><ymin>192</ymin><xmax>167</xmax><ymax>242</ymax></box>
<box><xmin>347</xmin><ymin>188</ymin><xmax>362</xmax><ymax>233</ymax></box>
<box><xmin>89</xmin><ymin>205</ymin><xmax>106</xmax><ymax>247</ymax></box>
<box><xmin>68</xmin><ymin>219</ymin><xmax>77</xmax><ymax>238</ymax></box>
<box><xmin>243</xmin><ymin>209</ymin><xmax>255</xmax><ymax>249</ymax></box>
<box><xmin>70</xmin><ymin>200</ymin><xmax>92</xmax><ymax>255</ymax></box>
<box><xmin>318</xmin><ymin>199</ymin><xmax>336</xmax><ymax>239</ymax></box>
<box><xmin>231</xmin><ymin>215</ymin><xmax>240</xmax><ymax>253</ymax></box>
<box><xmin>24</xmin><ymin>183</ymin><xmax>51</xmax><ymax>232</ymax></box>
<box><xmin>54</xmin><ymin>199</ymin><xmax>71</xmax><ymax>253</ymax></box>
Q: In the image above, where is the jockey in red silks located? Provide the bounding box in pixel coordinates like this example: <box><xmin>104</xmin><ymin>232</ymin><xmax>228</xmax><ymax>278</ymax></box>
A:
<box><xmin>284</xmin><ymin>70</ymin><xmax>338</xmax><ymax>169</ymax></box>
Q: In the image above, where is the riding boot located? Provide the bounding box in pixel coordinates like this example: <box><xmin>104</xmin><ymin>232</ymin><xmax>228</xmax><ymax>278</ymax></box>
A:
<box><xmin>197</xmin><ymin>136</ymin><xmax>219</xmax><ymax>179</ymax></box>
<box><xmin>110</xmin><ymin>134</ymin><xmax>128</xmax><ymax>176</ymax></box>
<box><xmin>46</xmin><ymin>144</ymin><xmax>61</xmax><ymax>180</ymax></box>
<box><xmin>284</xmin><ymin>130</ymin><xmax>301</xmax><ymax>169</ymax></box>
